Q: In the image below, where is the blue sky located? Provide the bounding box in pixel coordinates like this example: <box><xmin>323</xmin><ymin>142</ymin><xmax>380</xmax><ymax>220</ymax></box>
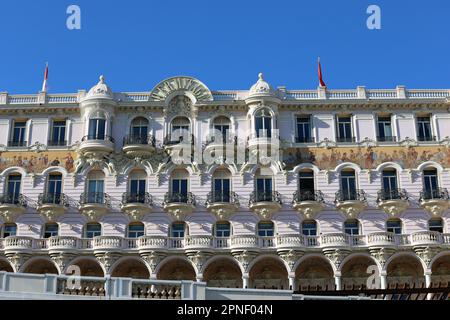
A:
<box><xmin>0</xmin><ymin>0</ymin><xmax>449</xmax><ymax>93</ymax></box>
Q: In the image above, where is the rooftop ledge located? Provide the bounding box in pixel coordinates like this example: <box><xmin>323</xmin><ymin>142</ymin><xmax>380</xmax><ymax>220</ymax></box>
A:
<box><xmin>1</xmin><ymin>86</ymin><xmax>450</xmax><ymax>106</ymax></box>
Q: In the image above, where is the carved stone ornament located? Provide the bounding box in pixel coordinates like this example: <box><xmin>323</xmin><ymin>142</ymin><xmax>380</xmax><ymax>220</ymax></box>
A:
<box><xmin>358</xmin><ymin>137</ymin><xmax>377</xmax><ymax>148</ymax></box>
<box><xmin>399</xmin><ymin>137</ymin><xmax>418</xmax><ymax>148</ymax></box>
<box><xmin>369</xmin><ymin>248</ymin><xmax>395</xmax><ymax>268</ymax></box>
<box><xmin>6</xmin><ymin>253</ymin><xmax>30</xmax><ymax>272</ymax></box>
<box><xmin>232</xmin><ymin>250</ymin><xmax>257</xmax><ymax>272</ymax></box>
<box><xmin>28</xmin><ymin>141</ymin><xmax>48</xmax><ymax>153</ymax></box>
<box><xmin>141</xmin><ymin>251</ymin><xmax>166</xmax><ymax>273</ymax></box>
<box><xmin>95</xmin><ymin>252</ymin><xmax>120</xmax><ymax>273</ymax></box>
<box><xmin>317</xmin><ymin>138</ymin><xmax>337</xmax><ymax>149</ymax></box>
<box><xmin>279</xmin><ymin>250</ymin><xmax>303</xmax><ymax>271</ymax></box>
<box><xmin>415</xmin><ymin>246</ymin><xmax>440</xmax><ymax>268</ymax></box>
<box><xmin>50</xmin><ymin>253</ymin><xmax>75</xmax><ymax>272</ymax></box>
<box><xmin>150</xmin><ymin>76</ymin><xmax>213</xmax><ymax>102</ymax></box>
<box><xmin>323</xmin><ymin>249</ymin><xmax>349</xmax><ymax>270</ymax></box>
<box><xmin>187</xmin><ymin>251</ymin><xmax>211</xmax><ymax>272</ymax></box>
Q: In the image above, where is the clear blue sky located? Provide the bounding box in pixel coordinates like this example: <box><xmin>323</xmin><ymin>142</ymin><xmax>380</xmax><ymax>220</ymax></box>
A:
<box><xmin>1</xmin><ymin>0</ymin><xmax>449</xmax><ymax>93</ymax></box>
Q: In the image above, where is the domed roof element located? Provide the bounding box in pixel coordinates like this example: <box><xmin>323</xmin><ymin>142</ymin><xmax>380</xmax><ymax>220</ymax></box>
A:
<box><xmin>249</xmin><ymin>73</ymin><xmax>276</xmax><ymax>97</ymax></box>
<box><xmin>86</xmin><ymin>75</ymin><xmax>114</xmax><ymax>99</ymax></box>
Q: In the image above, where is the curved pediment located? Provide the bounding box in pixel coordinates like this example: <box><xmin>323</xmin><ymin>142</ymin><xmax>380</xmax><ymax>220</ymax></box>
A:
<box><xmin>150</xmin><ymin>76</ymin><xmax>213</xmax><ymax>102</ymax></box>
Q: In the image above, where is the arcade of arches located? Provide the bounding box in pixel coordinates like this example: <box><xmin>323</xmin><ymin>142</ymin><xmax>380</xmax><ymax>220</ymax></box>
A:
<box><xmin>2</xmin><ymin>253</ymin><xmax>449</xmax><ymax>290</ymax></box>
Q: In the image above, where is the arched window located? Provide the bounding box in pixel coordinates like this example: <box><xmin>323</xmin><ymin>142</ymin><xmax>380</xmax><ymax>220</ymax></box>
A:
<box><xmin>85</xmin><ymin>223</ymin><xmax>102</xmax><ymax>238</ymax></box>
<box><xmin>212</xmin><ymin>169</ymin><xmax>232</xmax><ymax>202</ymax></box>
<box><xmin>127</xmin><ymin>223</ymin><xmax>145</xmax><ymax>238</ymax></box>
<box><xmin>2</xmin><ymin>223</ymin><xmax>17</xmax><ymax>238</ymax></box>
<box><xmin>128</xmin><ymin>169</ymin><xmax>147</xmax><ymax>203</ymax></box>
<box><xmin>257</xmin><ymin>221</ymin><xmax>274</xmax><ymax>237</ymax></box>
<box><xmin>86</xmin><ymin>171</ymin><xmax>105</xmax><ymax>203</ymax></box>
<box><xmin>344</xmin><ymin>219</ymin><xmax>360</xmax><ymax>235</ymax></box>
<box><xmin>169</xmin><ymin>169</ymin><xmax>189</xmax><ymax>203</ymax></box>
<box><xmin>171</xmin><ymin>222</ymin><xmax>187</xmax><ymax>238</ymax></box>
<box><xmin>422</xmin><ymin>168</ymin><xmax>439</xmax><ymax>199</ymax></box>
<box><xmin>429</xmin><ymin>218</ymin><xmax>444</xmax><ymax>233</ymax></box>
<box><xmin>299</xmin><ymin>170</ymin><xmax>315</xmax><ymax>200</ymax></box>
<box><xmin>382</xmin><ymin>168</ymin><xmax>398</xmax><ymax>199</ymax></box>
<box><xmin>5</xmin><ymin>173</ymin><xmax>22</xmax><ymax>205</ymax></box>
<box><xmin>45</xmin><ymin>173</ymin><xmax>63</xmax><ymax>204</ymax></box>
<box><xmin>302</xmin><ymin>220</ymin><xmax>317</xmax><ymax>236</ymax></box>
<box><xmin>212</xmin><ymin>116</ymin><xmax>231</xmax><ymax>142</ymax></box>
<box><xmin>387</xmin><ymin>219</ymin><xmax>402</xmax><ymax>235</ymax></box>
<box><xmin>43</xmin><ymin>223</ymin><xmax>59</xmax><ymax>238</ymax></box>
<box><xmin>254</xmin><ymin>109</ymin><xmax>272</xmax><ymax>138</ymax></box>
<box><xmin>255</xmin><ymin>168</ymin><xmax>274</xmax><ymax>202</ymax></box>
<box><xmin>88</xmin><ymin>111</ymin><xmax>106</xmax><ymax>140</ymax></box>
<box><xmin>215</xmin><ymin>221</ymin><xmax>231</xmax><ymax>238</ymax></box>
<box><xmin>170</xmin><ymin>117</ymin><xmax>190</xmax><ymax>142</ymax></box>
<box><xmin>340</xmin><ymin>169</ymin><xmax>357</xmax><ymax>201</ymax></box>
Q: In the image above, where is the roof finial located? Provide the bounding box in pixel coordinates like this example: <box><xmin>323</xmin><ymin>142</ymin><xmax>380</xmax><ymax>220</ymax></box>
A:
<box><xmin>99</xmin><ymin>75</ymin><xmax>105</xmax><ymax>83</ymax></box>
<box><xmin>258</xmin><ymin>72</ymin><xmax>264</xmax><ymax>80</ymax></box>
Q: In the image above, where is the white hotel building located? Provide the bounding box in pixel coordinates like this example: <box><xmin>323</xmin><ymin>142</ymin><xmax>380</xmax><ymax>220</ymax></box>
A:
<box><xmin>0</xmin><ymin>74</ymin><xmax>449</xmax><ymax>292</ymax></box>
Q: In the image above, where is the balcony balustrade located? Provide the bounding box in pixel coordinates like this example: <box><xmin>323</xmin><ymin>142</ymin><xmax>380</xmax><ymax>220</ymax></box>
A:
<box><xmin>7</xmin><ymin>140</ymin><xmax>27</xmax><ymax>148</ymax></box>
<box><xmin>249</xmin><ymin>191</ymin><xmax>282</xmax><ymax>219</ymax></box>
<box><xmin>419</xmin><ymin>188</ymin><xmax>450</xmax><ymax>216</ymax></box>
<box><xmin>295</xmin><ymin>136</ymin><xmax>315</xmax><ymax>143</ymax></box>
<box><xmin>205</xmin><ymin>191</ymin><xmax>239</xmax><ymax>220</ymax></box>
<box><xmin>78</xmin><ymin>135</ymin><xmax>115</xmax><ymax>157</ymax></box>
<box><xmin>377</xmin><ymin>136</ymin><xmax>397</xmax><ymax>143</ymax></box>
<box><xmin>47</xmin><ymin>140</ymin><xmax>68</xmax><ymax>147</ymax></box>
<box><xmin>292</xmin><ymin>190</ymin><xmax>325</xmax><ymax>218</ymax></box>
<box><xmin>335</xmin><ymin>190</ymin><xmax>367</xmax><ymax>218</ymax></box>
<box><xmin>336</xmin><ymin>137</ymin><xmax>356</xmax><ymax>143</ymax></box>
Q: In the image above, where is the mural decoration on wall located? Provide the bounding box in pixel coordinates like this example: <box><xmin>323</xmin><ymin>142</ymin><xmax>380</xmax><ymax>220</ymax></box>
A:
<box><xmin>283</xmin><ymin>146</ymin><xmax>450</xmax><ymax>170</ymax></box>
<box><xmin>0</xmin><ymin>151</ymin><xmax>76</xmax><ymax>173</ymax></box>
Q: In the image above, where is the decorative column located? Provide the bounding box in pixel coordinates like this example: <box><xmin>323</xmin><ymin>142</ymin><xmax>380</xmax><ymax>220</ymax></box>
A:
<box><xmin>380</xmin><ymin>272</ymin><xmax>387</xmax><ymax>290</ymax></box>
<box><xmin>425</xmin><ymin>272</ymin><xmax>433</xmax><ymax>300</ymax></box>
<box><xmin>288</xmin><ymin>275</ymin><xmax>296</xmax><ymax>291</ymax></box>
<box><xmin>334</xmin><ymin>272</ymin><xmax>342</xmax><ymax>291</ymax></box>
<box><xmin>242</xmin><ymin>275</ymin><xmax>250</xmax><ymax>289</ymax></box>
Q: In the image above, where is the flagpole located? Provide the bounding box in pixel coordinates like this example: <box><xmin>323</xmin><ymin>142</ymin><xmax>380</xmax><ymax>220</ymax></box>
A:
<box><xmin>41</xmin><ymin>62</ymin><xmax>48</xmax><ymax>93</ymax></box>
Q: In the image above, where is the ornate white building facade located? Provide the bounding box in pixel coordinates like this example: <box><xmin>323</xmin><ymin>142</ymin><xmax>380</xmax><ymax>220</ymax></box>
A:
<box><xmin>0</xmin><ymin>74</ymin><xmax>449</xmax><ymax>291</ymax></box>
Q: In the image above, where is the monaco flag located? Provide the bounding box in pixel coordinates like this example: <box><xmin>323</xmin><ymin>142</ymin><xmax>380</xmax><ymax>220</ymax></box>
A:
<box><xmin>318</xmin><ymin>57</ymin><xmax>326</xmax><ymax>88</ymax></box>
<box><xmin>41</xmin><ymin>63</ymin><xmax>49</xmax><ymax>92</ymax></box>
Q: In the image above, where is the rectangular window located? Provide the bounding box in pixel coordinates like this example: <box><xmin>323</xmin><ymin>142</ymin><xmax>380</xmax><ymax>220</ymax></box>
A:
<box><xmin>417</xmin><ymin>116</ymin><xmax>433</xmax><ymax>141</ymax></box>
<box><xmin>88</xmin><ymin>119</ymin><xmax>106</xmax><ymax>140</ymax></box>
<box><xmin>85</xmin><ymin>224</ymin><xmax>101</xmax><ymax>238</ymax></box>
<box><xmin>255</xmin><ymin>116</ymin><xmax>271</xmax><ymax>138</ymax></box>
<box><xmin>340</xmin><ymin>171</ymin><xmax>356</xmax><ymax>201</ymax></box>
<box><xmin>128</xmin><ymin>224</ymin><xmax>145</xmax><ymax>238</ymax></box>
<box><xmin>215</xmin><ymin>223</ymin><xmax>231</xmax><ymax>237</ymax></box>
<box><xmin>256</xmin><ymin>178</ymin><xmax>272</xmax><ymax>202</ymax></box>
<box><xmin>10</xmin><ymin>121</ymin><xmax>27</xmax><ymax>147</ymax></box>
<box><xmin>50</xmin><ymin>120</ymin><xmax>67</xmax><ymax>146</ymax></box>
<box><xmin>258</xmin><ymin>222</ymin><xmax>274</xmax><ymax>237</ymax></box>
<box><xmin>337</xmin><ymin>116</ymin><xmax>353</xmax><ymax>142</ymax></box>
<box><xmin>214</xmin><ymin>124</ymin><xmax>230</xmax><ymax>142</ymax></box>
<box><xmin>344</xmin><ymin>221</ymin><xmax>359</xmax><ymax>235</ymax></box>
<box><xmin>302</xmin><ymin>222</ymin><xmax>317</xmax><ymax>236</ymax></box>
<box><xmin>44</xmin><ymin>224</ymin><xmax>58</xmax><ymax>238</ymax></box>
<box><xmin>2</xmin><ymin>224</ymin><xmax>17</xmax><ymax>238</ymax></box>
<box><xmin>47</xmin><ymin>175</ymin><xmax>63</xmax><ymax>204</ymax></box>
<box><xmin>382</xmin><ymin>171</ymin><xmax>397</xmax><ymax>192</ymax></box>
<box><xmin>87</xmin><ymin>180</ymin><xmax>104</xmax><ymax>203</ymax></box>
<box><xmin>171</xmin><ymin>223</ymin><xmax>185</xmax><ymax>238</ymax></box>
<box><xmin>387</xmin><ymin>220</ymin><xmax>402</xmax><ymax>234</ymax></box>
<box><xmin>213</xmin><ymin>178</ymin><xmax>230</xmax><ymax>202</ymax></box>
<box><xmin>377</xmin><ymin>116</ymin><xmax>394</xmax><ymax>142</ymax></box>
<box><xmin>7</xmin><ymin>175</ymin><xmax>21</xmax><ymax>204</ymax></box>
<box><xmin>429</xmin><ymin>219</ymin><xmax>443</xmax><ymax>233</ymax></box>
<box><xmin>296</xmin><ymin>116</ymin><xmax>312</xmax><ymax>143</ymax></box>
<box><xmin>423</xmin><ymin>169</ymin><xmax>438</xmax><ymax>198</ymax></box>
<box><xmin>171</xmin><ymin>179</ymin><xmax>188</xmax><ymax>202</ymax></box>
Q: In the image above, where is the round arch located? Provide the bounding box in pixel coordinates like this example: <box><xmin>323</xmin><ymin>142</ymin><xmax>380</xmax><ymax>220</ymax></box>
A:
<box><xmin>20</xmin><ymin>257</ymin><xmax>59</xmax><ymax>275</ymax></box>
<box><xmin>41</xmin><ymin>166</ymin><xmax>69</xmax><ymax>178</ymax></box>
<box><xmin>122</xmin><ymin>164</ymin><xmax>153</xmax><ymax>177</ymax></box>
<box><xmin>334</xmin><ymin>162</ymin><xmax>362</xmax><ymax>174</ymax></box>
<box><xmin>0</xmin><ymin>258</ymin><xmax>14</xmax><ymax>273</ymax></box>
<box><xmin>430</xmin><ymin>253</ymin><xmax>450</xmax><ymax>287</ymax></box>
<box><xmin>207</xmin><ymin>164</ymin><xmax>238</xmax><ymax>176</ymax></box>
<box><xmin>126</xmin><ymin>115</ymin><xmax>153</xmax><ymax>133</ymax></box>
<box><xmin>375</xmin><ymin>162</ymin><xmax>404</xmax><ymax>173</ymax></box>
<box><xmin>291</xmin><ymin>163</ymin><xmax>321</xmax><ymax>175</ymax></box>
<box><xmin>247</xmin><ymin>255</ymin><xmax>289</xmax><ymax>290</ymax></box>
<box><xmin>155</xmin><ymin>256</ymin><xmax>197</xmax><ymax>281</ymax></box>
<box><xmin>416</xmin><ymin>161</ymin><xmax>444</xmax><ymax>173</ymax></box>
<box><xmin>0</xmin><ymin>166</ymin><xmax>27</xmax><ymax>177</ymax></box>
<box><xmin>64</xmin><ymin>256</ymin><xmax>105</xmax><ymax>277</ymax></box>
<box><xmin>110</xmin><ymin>257</ymin><xmax>150</xmax><ymax>279</ymax></box>
<box><xmin>202</xmin><ymin>256</ymin><xmax>243</xmax><ymax>288</ymax></box>
<box><xmin>339</xmin><ymin>253</ymin><xmax>380</xmax><ymax>289</ymax></box>
<box><xmin>384</xmin><ymin>253</ymin><xmax>426</xmax><ymax>288</ymax></box>
<box><xmin>294</xmin><ymin>254</ymin><xmax>335</xmax><ymax>291</ymax></box>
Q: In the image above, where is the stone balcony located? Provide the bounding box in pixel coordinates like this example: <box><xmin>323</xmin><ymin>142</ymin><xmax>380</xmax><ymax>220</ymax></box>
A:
<box><xmin>93</xmin><ymin>236</ymin><xmax>136</xmax><ymax>252</ymax></box>
<box><xmin>0</xmin><ymin>194</ymin><xmax>27</xmax><ymax>223</ymax></box>
<box><xmin>419</xmin><ymin>188</ymin><xmax>450</xmax><ymax>217</ymax></box>
<box><xmin>205</xmin><ymin>191</ymin><xmax>239</xmax><ymax>220</ymax></box>
<box><xmin>36</xmin><ymin>193</ymin><xmax>69</xmax><ymax>222</ymax></box>
<box><xmin>120</xmin><ymin>192</ymin><xmax>153</xmax><ymax>221</ymax></box>
<box><xmin>292</xmin><ymin>190</ymin><xmax>325</xmax><ymax>219</ymax></box>
<box><xmin>78</xmin><ymin>135</ymin><xmax>115</xmax><ymax>158</ymax></box>
<box><xmin>203</xmin><ymin>135</ymin><xmax>236</xmax><ymax>157</ymax></box>
<box><xmin>247</xmin><ymin>132</ymin><xmax>280</xmax><ymax>153</ymax></box>
<box><xmin>248</xmin><ymin>191</ymin><xmax>282</xmax><ymax>220</ymax></box>
<box><xmin>122</xmin><ymin>134</ymin><xmax>156</xmax><ymax>158</ymax></box>
<box><xmin>78</xmin><ymin>192</ymin><xmax>111</xmax><ymax>221</ymax></box>
<box><xmin>334</xmin><ymin>190</ymin><xmax>367</xmax><ymax>219</ymax></box>
<box><xmin>163</xmin><ymin>192</ymin><xmax>196</xmax><ymax>220</ymax></box>
<box><xmin>376</xmin><ymin>189</ymin><xmax>409</xmax><ymax>217</ymax></box>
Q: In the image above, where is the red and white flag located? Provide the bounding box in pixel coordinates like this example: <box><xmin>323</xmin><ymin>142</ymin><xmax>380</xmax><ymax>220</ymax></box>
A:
<box><xmin>318</xmin><ymin>57</ymin><xmax>326</xmax><ymax>88</ymax></box>
<box><xmin>41</xmin><ymin>63</ymin><xmax>49</xmax><ymax>92</ymax></box>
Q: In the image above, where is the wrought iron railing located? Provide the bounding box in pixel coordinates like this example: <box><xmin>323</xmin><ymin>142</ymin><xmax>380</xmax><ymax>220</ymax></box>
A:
<box><xmin>81</xmin><ymin>135</ymin><xmax>115</xmax><ymax>143</ymax></box>
<box><xmin>7</xmin><ymin>140</ymin><xmax>27</xmax><ymax>147</ymax></box>
<box><xmin>295</xmin><ymin>136</ymin><xmax>315</xmax><ymax>143</ymax></box>
<box><xmin>164</xmin><ymin>192</ymin><xmax>196</xmax><ymax>205</ymax></box>
<box><xmin>377</xmin><ymin>136</ymin><xmax>397</xmax><ymax>142</ymax></box>
<box><xmin>38</xmin><ymin>193</ymin><xmax>69</xmax><ymax>206</ymax></box>
<box><xmin>123</xmin><ymin>134</ymin><xmax>156</xmax><ymax>147</ymax></box>
<box><xmin>377</xmin><ymin>189</ymin><xmax>408</xmax><ymax>202</ymax></box>
<box><xmin>80</xmin><ymin>192</ymin><xmax>110</xmax><ymax>206</ymax></box>
<box><xmin>336</xmin><ymin>137</ymin><xmax>356</xmax><ymax>143</ymax></box>
<box><xmin>249</xmin><ymin>191</ymin><xmax>282</xmax><ymax>205</ymax></box>
<box><xmin>47</xmin><ymin>140</ymin><xmax>68</xmax><ymax>147</ymax></box>
<box><xmin>0</xmin><ymin>194</ymin><xmax>27</xmax><ymax>206</ymax></box>
<box><xmin>163</xmin><ymin>134</ymin><xmax>193</xmax><ymax>146</ymax></box>
<box><xmin>335</xmin><ymin>189</ymin><xmax>367</xmax><ymax>202</ymax></box>
<box><xmin>122</xmin><ymin>192</ymin><xmax>153</xmax><ymax>205</ymax></box>
<box><xmin>417</xmin><ymin>135</ymin><xmax>436</xmax><ymax>142</ymax></box>
<box><xmin>206</xmin><ymin>191</ymin><xmax>239</xmax><ymax>205</ymax></box>
<box><xmin>419</xmin><ymin>188</ymin><xmax>450</xmax><ymax>201</ymax></box>
<box><xmin>293</xmin><ymin>190</ymin><xmax>324</xmax><ymax>203</ymax></box>
<box><xmin>205</xmin><ymin>135</ymin><xmax>237</xmax><ymax>146</ymax></box>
